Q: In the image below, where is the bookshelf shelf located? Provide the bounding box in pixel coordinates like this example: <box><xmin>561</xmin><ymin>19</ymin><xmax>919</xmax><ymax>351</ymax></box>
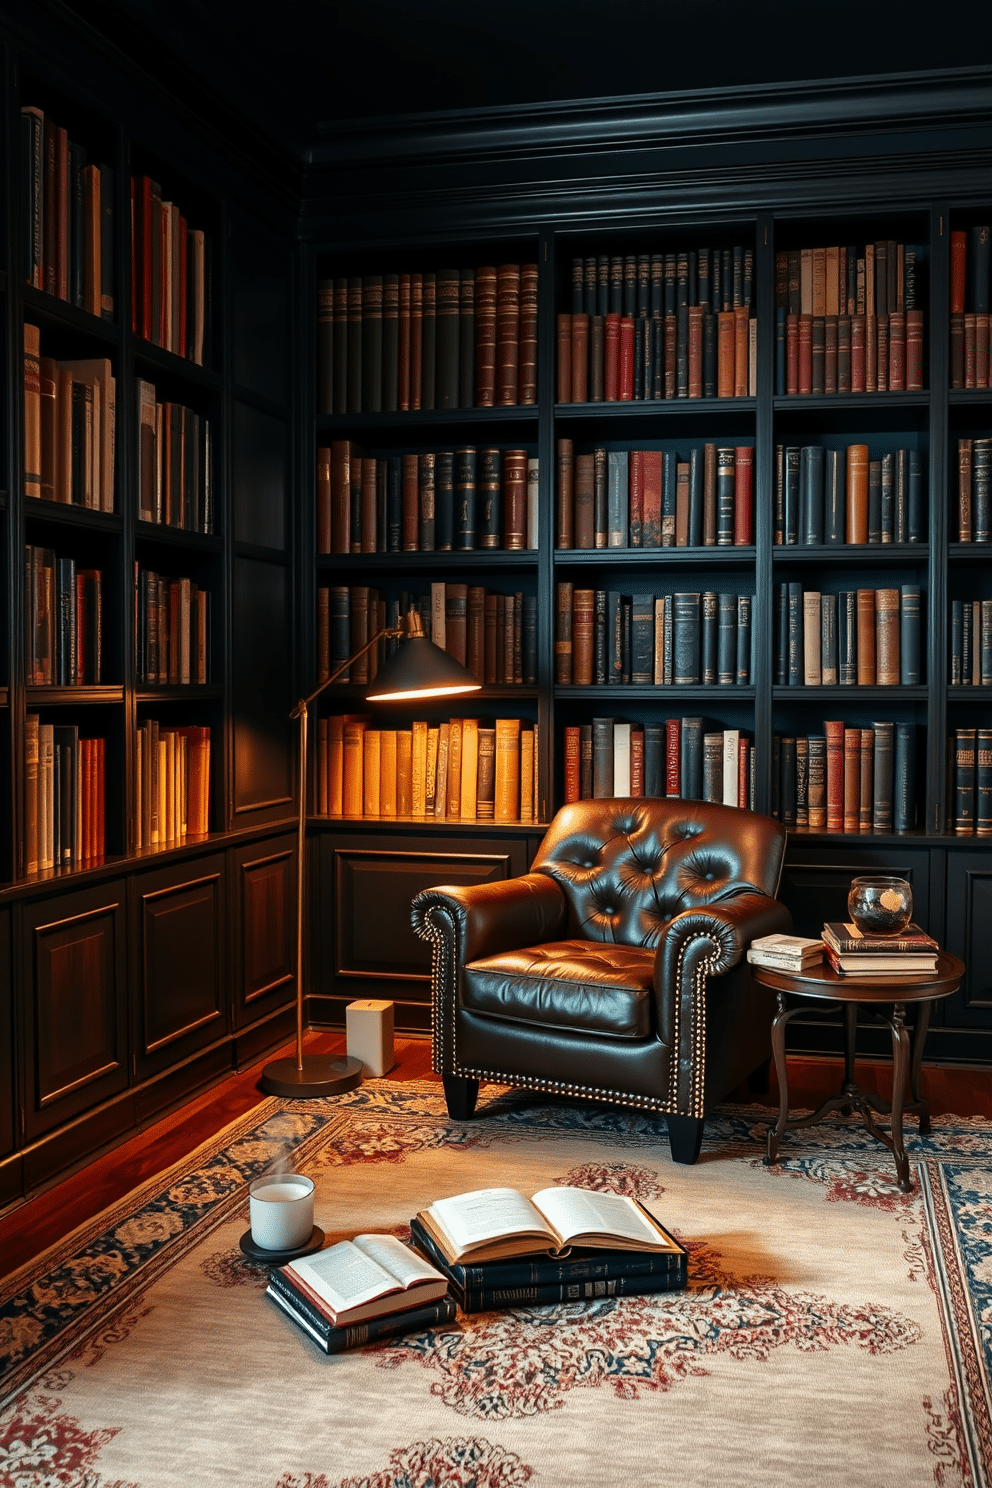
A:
<box><xmin>771</xmin><ymin>686</ymin><xmax>929</xmax><ymax>701</ymax></box>
<box><xmin>25</xmin><ymin>685</ymin><xmax>125</xmax><ymax>705</ymax></box>
<box><xmin>771</xmin><ymin>545</ymin><xmax>927</xmax><ymax>565</ymax></box>
<box><xmin>22</xmin><ymin>286</ymin><xmax>120</xmax><ymax>343</ymax></box>
<box><xmin>317</xmin><ymin>550</ymin><xmax>538</xmax><ymax>572</ymax></box>
<box><xmin>554</xmin><ymin>547</ymin><xmax>755</xmax><ymax>567</ymax></box>
<box><xmin>316</xmin><ymin>407</ymin><xmax>539</xmax><ymax>435</ymax></box>
<box><xmin>134</xmin><ymin>342</ymin><xmax>222</xmax><ymax>390</ymax></box>
<box><xmin>24</xmin><ymin>500</ymin><xmax>122</xmax><ymax>533</ymax></box>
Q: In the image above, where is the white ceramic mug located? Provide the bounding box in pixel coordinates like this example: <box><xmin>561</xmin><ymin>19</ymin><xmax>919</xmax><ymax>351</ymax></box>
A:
<box><xmin>248</xmin><ymin>1173</ymin><xmax>315</xmax><ymax>1250</ymax></box>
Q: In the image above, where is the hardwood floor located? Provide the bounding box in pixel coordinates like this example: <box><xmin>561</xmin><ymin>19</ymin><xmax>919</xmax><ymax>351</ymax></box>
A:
<box><xmin>2</xmin><ymin>1031</ymin><xmax>990</xmax><ymax>1279</ymax></box>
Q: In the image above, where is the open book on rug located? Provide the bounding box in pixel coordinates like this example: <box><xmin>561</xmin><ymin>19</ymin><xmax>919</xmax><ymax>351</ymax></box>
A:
<box><xmin>414</xmin><ymin>1185</ymin><xmax>681</xmax><ymax>1265</ymax></box>
<box><xmin>278</xmin><ymin>1232</ymin><xmax>448</xmax><ymax>1326</ymax></box>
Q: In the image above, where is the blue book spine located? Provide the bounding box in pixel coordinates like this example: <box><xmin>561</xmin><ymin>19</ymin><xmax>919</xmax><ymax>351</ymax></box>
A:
<box><xmin>973</xmin><ymin>440</ymin><xmax>992</xmax><ymax>543</ymax></box>
<box><xmin>592</xmin><ymin>717</ymin><xmax>616</xmax><ymax>796</ymax></box>
<box><xmin>479</xmin><ymin>448</ymin><xmax>501</xmax><ymax>548</ymax></box>
<box><xmin>787</xmin><ymin>582</ymin><xmax>804</xmax><ymax>685</ymax></box>
<box><xmin>839</xmin><ymin>591</ymin><xmax>857</xmax><ymax>684</ymax></box>
<box><xmin>703</xmin><ymin>311</ymin><xmax>717</xmax><ymax>397</ymax></box>
<box><xmin>571</xmin><ymin>257</ymin><xmax>585</xmax><ymax>313</ymax></box>
<box><xmin>608</xmin><ymin>591</ymin><xmax>624</xmax><ymax>684</ymax></box>
<box><xmin>824</xmin><ymin>448</ymin><xmax>845</xmax><ymax>544</ymax></box>
<box><xmin>880</xmin><ymin>452</ymin><xmax>895</xmax><ymax>542</ymax></box>
<box><xmin>681</xmin><ymin>716</ymin><xmax>704</xmax><ymax>800</ymax></box>
<box><xmin>977</xmin><ymin>728</ymin><xmax>992</xmax><ymax>834</ymax></box>
<box><xmin>644</xmin><ymin>725</ymin><xmax>664</xmax><ymax>797</ymax></box>
<box><xmin>821</xmin><ymin>593</ymin><xmax>838</xmax><ymax>684</ymax></box>
<box><xmin>455</xmin><ymin>446</ymin><xmax>477</xmax><ymax>550</ymax></box>
<box><xmin>716</xmin><ymin>448</ymin><xmax>735</xmax><ymax>545</ymax></box>
<box><xmin>900</xmin><ymin>583</ymin><xmax>921</xmax><ymax>684</ymax></box>
<box><xmin>774</xmin><ymin>582</ymin><xmax>788</xmax><ymax>685</ymax></box>
<box><xmin>673</xmin><ymin>592</ymin><xmax>701</xmax><ymax>685</ymax></box>
<box><xmin>523</xmin><ymin>594</ymin><xmax>537</xmax><ymax>685</ymax></box>
<box><xmin>329</xmin><ymin>586</ymin><xmax>351</xmax><ymax>679</ymax></box>
<box><xmin>800</xmin><ymin>445</ymin><xmax>825</xmax><ymax>545</ymax></box>
<box><xmin>951</xmin><ymin>600</ymin><xmax>963</xmax><ymax>684</ymax></box>
<box><xmin>893</xmin><ymin>723</ymin><xmax>917</xmax><ymax>831</ymax></box>
<box><xmin>607</xmin><ymin>451</ymin><xmax>629</xmax><ymax>547</ymax></box>
<box><xmin>908</xmin><ymin>448</ymin><xmax>925</xmax><ymax>542</ymax></box>
<box><xmin>688</xmin><ymin>447</ymin><xmax>704</xmax><ymax>546</ymax></box>
<box><xmin>872</xmin><ymin>720</ymin><xmax>894</xmax><ymax>832</ymax></box>
<box><xmin>868</xmin><ymin>459</ymin><xmax>882</xmax><ymax>544</ymax></box>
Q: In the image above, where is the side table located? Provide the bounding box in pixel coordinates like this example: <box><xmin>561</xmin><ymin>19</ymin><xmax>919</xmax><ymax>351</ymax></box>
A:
<box><xmin>751</xmin><ymin>951</ymin><xmax>965</xmax><ymax>1192</ymax></box>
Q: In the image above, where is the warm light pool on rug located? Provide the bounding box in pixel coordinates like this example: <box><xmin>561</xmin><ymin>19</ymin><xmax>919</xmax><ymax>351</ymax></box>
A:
<box><xmin>1</xmin><ymin>1082</ymin><xmax>990</xmax><ymax>1487</ymax></box>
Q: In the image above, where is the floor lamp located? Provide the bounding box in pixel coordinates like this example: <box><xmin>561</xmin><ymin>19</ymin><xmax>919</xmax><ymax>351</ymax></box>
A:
<box><xmin>260</xmin><ymin>610</ymin><xmax>481</xmax><ymax>1098</ymax></box>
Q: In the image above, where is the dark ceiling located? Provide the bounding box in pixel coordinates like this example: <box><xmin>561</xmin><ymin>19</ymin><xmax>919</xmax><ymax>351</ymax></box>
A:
<box><xmin>65</xmin><ymin>0</ymin><xmax>992</xmax><ymax>162</ymax></box>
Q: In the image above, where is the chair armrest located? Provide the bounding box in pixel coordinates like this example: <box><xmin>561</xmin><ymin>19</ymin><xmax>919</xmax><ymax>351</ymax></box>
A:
<box><xmin>653</xmin><ymin>891</ymin><xmax>792</xmax><ymax>1118</ymax></box>
<box><xmin>411</xmin><ymin>873</ymin><xmax>568</xmax><ymax>968</ymax></box>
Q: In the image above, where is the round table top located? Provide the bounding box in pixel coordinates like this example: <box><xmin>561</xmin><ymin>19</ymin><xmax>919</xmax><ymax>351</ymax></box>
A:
<box><xmin>749</xmin><ymin>949</ymin><xmax>965</xmax><ymax>1004</ymax></box>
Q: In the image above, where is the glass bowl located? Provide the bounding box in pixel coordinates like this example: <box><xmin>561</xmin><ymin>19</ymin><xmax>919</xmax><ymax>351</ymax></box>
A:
<box><xmin>847</xmin><ymin>876</ymin><xmax>913</xmax><ymax>935</ymax></box>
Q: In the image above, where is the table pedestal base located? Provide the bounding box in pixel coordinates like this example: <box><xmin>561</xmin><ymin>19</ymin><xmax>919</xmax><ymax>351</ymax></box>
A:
<box><xmin>764</xmin><ymin>995</ymin><xmax>932</xmax><ymax>1193</ymax></box>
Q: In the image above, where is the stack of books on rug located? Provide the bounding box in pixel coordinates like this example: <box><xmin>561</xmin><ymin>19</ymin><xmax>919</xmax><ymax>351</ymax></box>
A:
<box><xmin>408</xmin><ymin>1184</ymin><xmax>687</xmax><ymax>1312</ymax></box>
<box><xmin>266</xmin><ymin>1232</ymin><xmax>455</xmax><ymax>1353</ymax></box>
<box><xmin>821</xmin><ymin>920</ymin><xmax>940</xmax><ymax>974</ymax></box>
<box><xmin>746</xmin><ymin>934</ymin><xmax>825</xmax><ymax>973</ymax></box>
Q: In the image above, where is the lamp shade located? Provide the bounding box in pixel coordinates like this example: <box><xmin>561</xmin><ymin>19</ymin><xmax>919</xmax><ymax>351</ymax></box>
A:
<box><xmin>365</xmin><ymin>634</ymin><xmax>481</xmax><ymax>702</ymax></box>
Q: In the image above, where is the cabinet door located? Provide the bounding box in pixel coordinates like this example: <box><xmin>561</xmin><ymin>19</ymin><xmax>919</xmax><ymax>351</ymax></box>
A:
<box><xmin>316</xmin><ymin>829</ymin><xmax>541</xmax><ymax>1031</ymax></box>
<box><xmin>229</xmin><ymin>833</ymin><xmax>297</xmax><ymax>1029</ymax></box>
<box><xmin>133</xmin><ymin>854</ymin><xmax>227</xmax><ymax>1080</ymax></box>
<box><xmin>779</xmin><ymin>846</ymin><xmax>933</xmax><ymax>940</ymax></box>
<box><xmin>943</xmin><ymin>852</ymin><xmax>992</xmax><ymax>1032</ymax></box>
<box><xmin>19</xmin><ymin>880</ymin><xmax>128</xmax><ymax>1141</ymax></box>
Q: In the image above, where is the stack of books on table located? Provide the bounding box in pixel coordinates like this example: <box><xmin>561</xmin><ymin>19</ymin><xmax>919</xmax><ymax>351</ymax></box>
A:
<box><xmin>821</xmin><ymin>921</ymin><xmax>940</xmax><ymax>975</ymax></box>
<box><xmin>409</xmin><ymin>1184</ymin><xmax>687</xmax><ymax>1313</ymax></box>
<box><xmin>265</xmin><ymin>1232</ymin><xmax>455</xmax><ymax>1353</ymax></box>
<box><xmin>747</xmin><ymin>934</ymin><xmax>824</xmax><ymax>973</ymax></box>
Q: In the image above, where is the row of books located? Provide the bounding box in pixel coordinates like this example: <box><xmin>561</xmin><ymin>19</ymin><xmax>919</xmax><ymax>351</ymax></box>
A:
<box><xmin>955</xmin><ymin>439</ymin><xmax>991</xmax><ymax>543</ymax></box>
<box><xmin>23</xmin><ymin>329</ymin><xmax>116</xmax><ymax>510</ymax></box>
<box><xmin>137</xmin><ymin>381</ymin><xmax>214</xmax><ymax>534</ymax></box>
<box><xmin>950</xmin><ymin>600</ymin><xmax>992</xmax><ymax>686</ymax></box>
<box><xmin>771</xmin><ymin>721</ymin><xmax>917</xmax><ymax>833</ymax></box>
<box><xmin>134</xmin><ymin>721</ymin><xmax>211</xmax><ymax>846</ymax></box>
<box><xmin>555</xmin><ymin>441</ymin><xmax>753</xmax><ymax>550</ymax></box>
<box><xmin>950</xmin><ymin>312</ymin><xmax>992</xmax><ymax>391</ymax></box>
<box><xmin>775</xmin><ymin>585</ymin><xmax>922</xmax><ymax>688</ymax></box>
<box><xmin>25</xmin><ymin>547</ymin><xmax>102</xmax><ymax>686</ymax></box>
<box><xmin>557</xmin><ymin>307</ymin><xmax>755</xmax><ymax>403</ymax></box>
<box><xmin>319</xmin><ymin>585</ymin><xmax>537</xmax><ymax>688</ymax></box>
<box><xmin>317</xmin><ymin>443</ymin><xmax>538</xmax><ymax>555</ymax></box>
<box><xmin>316</xmin><ymin>264</ymin><xmax>537</xmax><ymax>414</ymax></box>
<box><xmin>774</xmin><ymin>242</ymin><xmax>924</xmax><ymax>321</ymax></box>
<box><xmin>774</xmin><ymin>444</ymin><xmax>925</xmax><ymax>546</ymax></box>
<box><xmin>130</xmin><ymin>175</ymin><xmax>209</xmax><ymax>366</ymax></box>
<box><xmin>24</xmin><ymin>719</ymin><xmax>105</xmax><ymax>873</ymax></box>
<box><xmin>316</xmin><ymin>715</ymin><xmax>539</xmax><ymax>822</ymax></box>
<box><xmin>775</xmin><ymin>309</ymin><xmax>924</xmax><ymax>396</ymax></box>
<box><xmin>948</xmin><ymin>727</ymin><xmax>992</xmax><ymax>836</ymax></box>
<box><xmin>134</xmin><ymin>569</ymin><xmax>210</xmax><ymax>687</ymax></box>
<box><xmin>555</xmin><ymin>586</ymin><xmax>752</xmax><ymax>688</ymax></box>
<box><xmin>570</xmin><ymin>247</ymin><xmax>754</xmax><ymax>319</ymax></box>
<box><xmin>563</xmin><ymin>717</ymin><xmax>753</xmax><ymax>808</ymax></box>
<box><xmin>22</xmin><ymin>106</ymin><xmax>114</xmax><ymax>317</ymax></box>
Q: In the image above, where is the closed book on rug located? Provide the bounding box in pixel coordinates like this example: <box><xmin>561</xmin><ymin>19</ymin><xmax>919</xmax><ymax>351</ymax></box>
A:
<box><xmin>414</xmin><ymin>1185</ymin><xmax>681</xmax><ymax>1265</ymax></box>
<box><xmin>408</xmin><ymin>1213</ymin><xmax>687</xmax><ymax>1312</ymax></box>
<box><xmin>280</xmin><ymin>1232</ymin><xmax>448</xmax><ymax>1326</ymax></box>
<box><xmin>266</xmin><ymin>1283</ymin><xmax>456</xmax><ymax>1354</ymax></box>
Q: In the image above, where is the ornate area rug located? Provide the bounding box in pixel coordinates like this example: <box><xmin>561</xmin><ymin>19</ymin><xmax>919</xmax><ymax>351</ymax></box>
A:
<box><xmin>1</xmin><ymin>1081</ymin><xmax>991</xmax><ymax>1488</ymax></box>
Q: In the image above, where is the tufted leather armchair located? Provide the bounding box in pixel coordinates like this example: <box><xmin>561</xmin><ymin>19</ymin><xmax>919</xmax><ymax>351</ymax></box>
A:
<box><xmin>411</xmin><ymin>796</ymin><xmax>791</xmax><ymax>1164</ymax></box>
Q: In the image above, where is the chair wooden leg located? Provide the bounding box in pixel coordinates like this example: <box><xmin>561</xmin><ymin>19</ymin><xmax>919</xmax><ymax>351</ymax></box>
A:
<box><xmin>667</xmin><ymin>1114</ymin><xmax>705</xmax><ymax>1165</ymax></box>
<box><xmin>747</xmin><ymin>1057</ymin><xmax>771</xmax><ymax>1095</ymax></box>
<box><xmin>442</xmin><ymin>1075</ymin><xmax>479</xmax><ymax>1120</ymax></box>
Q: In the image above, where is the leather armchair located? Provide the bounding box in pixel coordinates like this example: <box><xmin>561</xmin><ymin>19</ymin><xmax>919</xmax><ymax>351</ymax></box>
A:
<box><xmin>411</xmin><ymin>796</ymin><xmax>791</xmax><ymax>1164</ymax></box>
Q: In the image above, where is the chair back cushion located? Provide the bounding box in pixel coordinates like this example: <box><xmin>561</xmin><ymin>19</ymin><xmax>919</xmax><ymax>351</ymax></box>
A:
<box><xmin>531</xmin><ymin>797</ymin><xmax>787</xmax><ymax>949</ymax></box>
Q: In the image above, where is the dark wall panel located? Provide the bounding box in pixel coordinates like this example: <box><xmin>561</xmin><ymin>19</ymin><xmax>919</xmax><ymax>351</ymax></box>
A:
<box><xmin>232</xmin><ymin>402</ymin><xmax>288</xmax><ymax>550</ymax></box>
<box><xmin>232</xmin><ymin>556</ymin><xmax>293</xmax><ymax>813</ymax></box>
<box><xmin>0</xmin><ymin>909</ymin><xmax>12</xmax><ymax>1156</ymax></box>
<box><xmin>944</xmin><ymin>854</ymin><xmax>992</xmax><ymax>1027</ymax></box>
<box><xmin>231</xmin><ymin>214</ymin><xmax>291</xmax><ymax>407</ymax></box>
<box><xmin>138</xmin><ymin>867</ymin><xmax>225</xmax><ymax>1066</ymax></box>
<box><xmin>231</xmin><ymin>834</ymin><xmax>297</xmax><ymax>1026</ymax></box>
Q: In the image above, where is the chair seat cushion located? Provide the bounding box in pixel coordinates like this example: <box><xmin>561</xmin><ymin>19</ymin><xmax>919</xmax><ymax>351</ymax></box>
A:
<box><xmin>462</xmin><ymin>939</ymin><xmax>655</xmax><ymax>1039</ymax></box>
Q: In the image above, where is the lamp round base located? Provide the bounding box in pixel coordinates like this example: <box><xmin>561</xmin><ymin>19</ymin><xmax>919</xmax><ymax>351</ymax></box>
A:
<box><xmin>260</xmin><ymin>1055</ymin><xmax>364</xmax><ymax>1099</ymax></box>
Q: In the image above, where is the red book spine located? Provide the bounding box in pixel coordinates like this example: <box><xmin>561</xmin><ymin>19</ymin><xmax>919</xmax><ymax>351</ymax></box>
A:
<box><xmin>604</xmin><ymin>313</ymin><xmax>620</xmax><ymax>401</ymax></box>
<box><xmin>158</xmin><ymin>204</ymin><xmax>169</xmax><ymax>348</ymax></box>
<box><xmin>177</xmin><ymin>217</ymin><xmax>188</xmax><ymax>360</ymax></box>
<box><xmin>503</xmin><ymin>449</ymin><xmax>527</xmax><ymax>550</ymax></box>
<box><xmin>474</xmin><ymin>266</ymin><xmax>495</xmax><ymax>408</ymax></box>
<box><xmin>618</xmin><ymin>316</ymin><xmax>635</xmax><ymax>400</ymax></box>
<box><xmin>564</xmin><ymin>727</ymin><xmax>580</xmax><ymax>804</ymax></box>
<box><xmin>977</xmin><ymin>314</ymin><xmax>990</xmax><ymax>389</ymax></box>
<box><xmin>733</xmin><ymin>307</ymin><xmax>749</xmax><ymax>397</ymax></box>
<box><xmin>950</xmin><ymin>231</ymin><xmax>967</xmax><ymax>315</ymax></box>
<box><xmin>888</xmin><ymin>311</ymin><xmax>906</xmax><ymax>391</ymax></box>
<box><xmin>97</xmin><ymin>737</ymin><xmax>105</xmax><ymax>857</ymax></box>
<box><xmin>843</xmin><ymin>728</ymin><xmax>860</xmax><ymax>833</ymax></box>
<box><xmin>571</xmin><ymin>313</ymin><xmax>589</xmax><ymax>403</ymax></box>
<box><xmin>786</xmin><ymin>313</ymin><xmax>799</xmax><ymax>395</ymax></box>
<box><xmin>824</xmin><ymin>720</ymin><xmax>845</xmax><ymax>832</ymax></box>
<box><xmin>141</xmin><ymin>177</ymin><xmax>153</xmax><ymax>343</ymax></box>
<box><xmin>965</xmin><ymin>313</ymin><xmax>977</xmax><ymax>389</ymax></box>
<box><xmin>130</xmin><ymin>176</ymin><xmax>138</xmax><ymax>334</ymax></box>
<box><xmin>401</xmin><ymin>453</ymin><xmax>419</xmax><ymax>552</ymax></box>
<box><xmin>824</xmin><ymin>315</ymin><xmax>838</xmax><ymax>394</ymax></box>
<box><xmin>851</xmin><ymin>315</ymin><xmax>866</xmax><ymax>393</ymax></box>
<box><xmin>410</xmin><ymin>272</ymin><xmax>424</xmax><ymax>410</ymax></box>
<box><xmin>56</xmin><ymin>126</ymin><xmax>69</xmax><ymax>302</ymax></box>
<box><xmin>495</xmin><ymin>263</ymin><xmax>520</xmax><ymax>406</ymax></box>
<box><xmin>865</xmin><ymin>314</ymin><xmax>877</xmax><ymax>392</ymax></box>
<box><xmin>398</xmin><ymin>273</ymin><xmax>411</xmax><ymax>411</ymax></box>
<box><xmin>876</xmin><ymin>312</ymin><xmax>889</xmax><ymax>393</ymax></box>
<box><xmin>557</xmin><ymin>313</ymin><xmax>572</xmax><ymax>403</ymax></box>
<box><xmin>665</xmin><ymin>719</ymin><xmax>681</xmax><ymax>796</ymax></box>
<box><xmin>798</xmin><ymin>315</ymin><xmax>812</xmax><ymax>395</ymax></box>
<box><xmin>688</xmin><ymin>305</ymin><xmax>703</xmax><ymax>398</ymax></box>
<box><xmin>733</xmin><ymin>447</ymin><xmax>753</xmax><ymax>545</ymax></box>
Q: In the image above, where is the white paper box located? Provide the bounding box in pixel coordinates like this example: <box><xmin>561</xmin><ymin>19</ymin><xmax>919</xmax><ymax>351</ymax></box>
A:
<box><xmin>346</xmin><ymin>999</ymin><xmax>395</xmax><ymax>1077</ymax></box>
